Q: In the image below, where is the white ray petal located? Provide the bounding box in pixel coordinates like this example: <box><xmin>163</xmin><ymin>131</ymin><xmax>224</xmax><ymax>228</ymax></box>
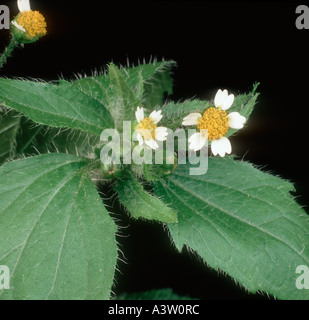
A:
<box><xmin>182</xmin><ymin>113</ymin><xmax>202</xmax><ymax>126</ymax></box>
<box><xmin>228</xmin><ymin>112</ymin><xmax>246</xmax><ymax>129</ymax></box>
<box><xmin>11</xmin><ymin>20</ymin><xmax>26</xmax><ymax>32</ymax></box>
<box><xmin>214</xmin><ymin>89</ymin><xmax>234</xmax><ymax>110</ymax></box>
<box><xmin>211</xmin><ymin>137</ymin><xmax>232</xmax><ymax>157</ymax></box>
<box><xmin>214</xmin><ymin>89</ymin><xmax>224</xmax><ymax>107</ymax></box>
<box><xmin>149</xmin><ymin>110</ymin><xmax>163</xmax><ymax>124</ymax></box>
<box><xmin>136</xmin><ymin>133</ymin><xmax>143</xmax><ymax>145</ymax></box>
<box><xmin>155</xmin><ymin>127</ymin><xmax>168</xmax><ymax>141</ymax></box>
<box><xmin>188</xmin><ymin>132</ymin><xmax>208</xmax><ymax>151</ymax></box>
<box><xmin>145</xmin><ymin>139</ymin><xmax>159</xmax><ymax>150</ymax></box>
<box><xmin>221</xmin><ymin>93</ymin><xmax>234</xmax><ymax>110</ymax></box>
<box><xmin>135</xmin><ymin>106</ymin><xmax>144</xmax><ymax>123</ymax></box>
<box><xmin>18</xmin><ymin>0</ymin><xmax>31</xmax><ymax>12</ymax></box>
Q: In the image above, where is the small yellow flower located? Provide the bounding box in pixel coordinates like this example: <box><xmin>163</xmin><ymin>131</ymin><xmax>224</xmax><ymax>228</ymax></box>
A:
<box><xmin>182</xmin><ymin>89</ymin><xmax>246</xmax><ymax>157</ymax></box>
<box><xmin>11</xmin><ymin>0</ymin><xmax>47</xmax><ymax>43</ymax></box>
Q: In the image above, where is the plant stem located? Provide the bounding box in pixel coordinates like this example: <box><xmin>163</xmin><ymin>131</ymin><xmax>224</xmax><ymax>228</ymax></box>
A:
<box><xmin>0</xmin><ymin>37</ymin><xmax>18</xmax><ymax>70</ymax></box>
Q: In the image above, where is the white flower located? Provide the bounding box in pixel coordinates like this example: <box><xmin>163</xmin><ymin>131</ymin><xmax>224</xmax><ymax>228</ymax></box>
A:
<box><xmin>135</xmin><ymin>106</ymin><xmax>168</xmax><ymax>150</ymax></box>
<box><xmin>182</xmin><ymin>89</ymin><xmax>246</xmax><ymax>157</ymax></box>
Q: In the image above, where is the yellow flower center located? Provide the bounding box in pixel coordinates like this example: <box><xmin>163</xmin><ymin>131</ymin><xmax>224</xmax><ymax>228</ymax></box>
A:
<box><xmin>137</xmin><ymin>117</ymin><xmax>157</xmax><ymax>140</ymax></box>
<box><xmin>17</xmin><ymin>10</ymin><xmax>47</xmax><ymax>38</ymax></box>
<box><xmin>197</xmin><ymin>107</ymin><xmax>229</xmax><ymax>141</ymax></box>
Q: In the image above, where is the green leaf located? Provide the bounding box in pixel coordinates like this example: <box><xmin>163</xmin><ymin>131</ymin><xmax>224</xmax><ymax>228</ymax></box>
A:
<box><xmin>135</xmin><ymin>70</ymin><xmax>144</xmax><ymax>103</ymax></box>
<box><xmin>108</xmin><ymin>63</ymin><xmax>140</xmax><ymax>128</ymax></box>
<box><xmin>125</xmin><ymin>60</ymin><xmax>175</xmax><ymax>108</ymax></box>
<box><xmin>228</xmin><ymin>83</ymin><xmax>259</xmax><ymax>116</ymax></box>
<box><xmin>0</xmin><ymin>110</ymin><xmax>20</xmax><ymax>165</ymax></box>
<box><xmin>115</xmin><ymin>172</ymin><xmax>177</xmax><ymax>223</ymax></box>
<box><xmin>60</xmin><ymin>76</ymin><xmax>111</xmax><ymax>110</ymax></box>
<box><xmin>14</xmin><ymin>116</ymin><xmax>100</xmax><ymax>159</ymax></box>
<box><xmin>0</xmin><ymin>78</ymin><xmax>114</xmax><ymax>136</ymax></box>
<box><xmin>43</xmin><ymin>129</ymin><xmax>100</xmax><ymax>158</ymax></box>
<box><xmin>0</xmin><ymin>153</ymin><xmax>117</xmax><ymax>300</ymax></box>
<box><xmin>116</xmin><ymin>288</ymin><xmax>197</xmax><ymax>300</ymax></box>
<box><xmin>62</xmin><ymin>60</ymin><xmax>175</xmax><ymax>117</ymax></box>
<box><xmin>161</xmin><ymin>99</ymin><xmax>209</xmax><ymax>130</ymax></box>
<box><xmin>226</xmin><ymin>83</ymin><xmax>259</xmax><ymax>137</ymax></box>
<box><xmin>153</xmin><ymin>157</ymin><xmax>309</xmax><ymax>300</ymax></box>
<box><xmin>15</xmin><ymin>118</ymin><xmax>100</xmax><ymax>159</ymax></box>
<box><xmin>14</xmin><ymin>118</ymin><xmax>45</xmax><ymax>157</ymax></box>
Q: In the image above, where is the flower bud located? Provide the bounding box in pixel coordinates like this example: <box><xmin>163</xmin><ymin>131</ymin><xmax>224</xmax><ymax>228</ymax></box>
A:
<box><xmin>101</xmin><ymin>163</ymin><xmax>125</xmax><ymax>180</ymax></box>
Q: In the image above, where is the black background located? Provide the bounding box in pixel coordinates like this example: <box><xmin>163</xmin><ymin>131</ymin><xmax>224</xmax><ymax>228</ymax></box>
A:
<box><xmin>1</xmin><ymin>0</ymin><xmax>308</xmax><ymax>300</ymax></box>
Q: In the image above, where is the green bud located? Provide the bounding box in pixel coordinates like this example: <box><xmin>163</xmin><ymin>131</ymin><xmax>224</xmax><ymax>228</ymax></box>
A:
<box><xmin>101</xmin><ymin>163</ymin><xmax>125</xmax><ymax>180</ymax></box>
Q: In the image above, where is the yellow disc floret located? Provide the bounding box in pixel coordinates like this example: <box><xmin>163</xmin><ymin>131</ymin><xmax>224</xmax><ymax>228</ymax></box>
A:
<box><xmin>197</xmin><ymin>107</ymin><xmax>229</xmax><ymax>141</ymax></box>
<box><xmin>137</xmin><ymin>117</ymin><xmax>157</xmax><ymax>140</ymax></box>
<box><xmin>17</xmin><ymin>10</ymin><xmax>47</xmax><ymax>39</ymax></box>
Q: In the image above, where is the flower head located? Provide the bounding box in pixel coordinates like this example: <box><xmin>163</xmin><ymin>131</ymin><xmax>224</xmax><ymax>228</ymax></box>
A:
<box><xmin>134</xmin><ymin>107</ymin><xmax>168</xmax><ymax>150</ymax></box>
<box><xmin>182</xmin><ymin>89</ymin><xmax>246</xmax><ymax>157</ymax></box>
<box><xmin>11</xmin><ymin>0</ymin><xmax>47</xmax><ymax>44</ymax></box>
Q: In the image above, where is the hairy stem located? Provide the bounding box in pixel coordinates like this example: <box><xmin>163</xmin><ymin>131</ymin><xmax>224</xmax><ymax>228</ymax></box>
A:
<box><xmin>0</xmin><ymin>37</ymin><xmax>18</xmax><ymax>70</ymax></box>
